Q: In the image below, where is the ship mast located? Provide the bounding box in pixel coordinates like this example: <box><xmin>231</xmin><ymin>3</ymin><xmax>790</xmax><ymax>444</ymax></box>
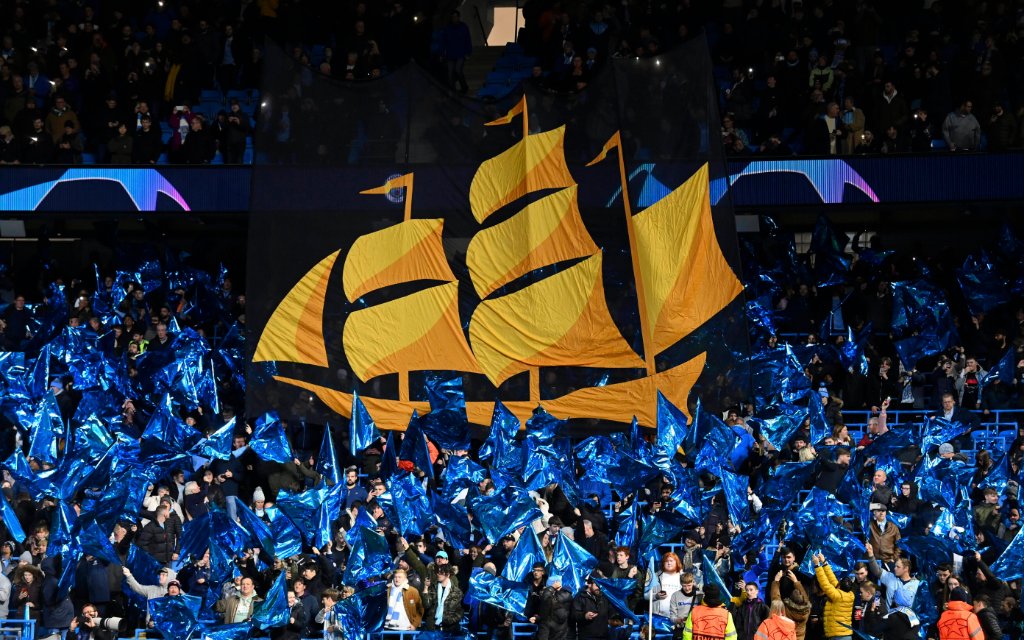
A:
<box><xmin>588</xmin><ymin>132</ymin><xmax>656</xmax><ymax>376</ymax></box>
<box><xmin>360</xmin><ymin>173</ymin><xmax>416</xmax><ymax>402</ymax></box>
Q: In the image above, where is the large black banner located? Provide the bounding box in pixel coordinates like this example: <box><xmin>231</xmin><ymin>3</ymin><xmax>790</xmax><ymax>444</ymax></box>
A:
<box><xmin>246</xmin><ymin>39</ymin><xmax>750</xmax><ymax>430</ymax></box>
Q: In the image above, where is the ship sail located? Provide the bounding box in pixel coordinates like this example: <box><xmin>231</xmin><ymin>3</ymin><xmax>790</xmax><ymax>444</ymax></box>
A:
<box><xmin>343</xmin><ymin>219</ymin><xmax>456</xmax><ymax>302</ymax></box>
<box><xmin>253</xmin><ymin>250</ymin><xmax>339</xmax><ymax>367</ymax></box>
<box><xmin>343</xmin><ymin>281</ymin><xmax>481</xmax><ymax>381</ymax></box>
<box><xmin>469</xmin><ymin>253</ymin><xmax>644</xmax><ymax>386</ymax></box>
<box><xmin>466</xmin><ymin>185</ymin><xmax>597</xmax><ymax>298</ymax></box>
<box><xmin>469</xmin><ymin>126</ymin><xmax>575</xmax><ymax>223</ymax></box>
<box><xmin>632</xmin><ymin>163</ymin><xmax>743</xmax><ymax>354</ymax></box>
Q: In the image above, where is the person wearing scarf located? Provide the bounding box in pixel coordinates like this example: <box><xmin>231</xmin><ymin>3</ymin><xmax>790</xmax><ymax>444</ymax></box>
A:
<box><xmin>880</xmin><ymin>586</ymin><xmax>919</xmax><ymax>640</ymax></box>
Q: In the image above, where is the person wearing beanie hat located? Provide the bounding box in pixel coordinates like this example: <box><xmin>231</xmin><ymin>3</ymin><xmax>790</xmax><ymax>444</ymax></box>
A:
<box><xmin>938</xmin><ymin>587</ymin><xmax>983</xmax><ymax>640</ymax></box>
<box><xmin>527</xmin><ymin>573</ymin><xmax>572</xmax><ymax>640</ymax></box>
<box><xmin>682</xmin><ymin>583</ymin><xmax>736</xmax><ymax>640</ymax></box>
<box><xmin>868</xmin><ymin>501</ymin><xmax>901</xmax><ymax>564</ymax></box>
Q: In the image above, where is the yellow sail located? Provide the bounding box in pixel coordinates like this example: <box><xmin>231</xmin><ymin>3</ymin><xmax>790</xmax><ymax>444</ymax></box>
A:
<box><xmin>469</xmin><ymin>127</ymin><xmax>575</xmax><ymax>223</ymax></box>
<box><xmin>343</xmin><ymin>281</ymin><xmax>481</xmax><ymax>381</ymax></box>
<box><xmin>253</xmin><ymin>250</ymin><xmax>339</xmax><ymax>367</ymax></box>
<box><xmin>632</xmin><ymin>163</ymin><xmax>743</xmax><ymax>355</ymax></box>
<box><xmin>469</xmin><ymin>253</ymin><xmax>644</xmax><ymax>386</ymax></box>
<box><xmin>343</xmin><ymin>219</ymin><xmax>456</xmax><ymax>302</ymax></box>
<box><xmin>466</xmin><ymin>186</ymin><xmax>597</xmax><ymax>298</ymax></box>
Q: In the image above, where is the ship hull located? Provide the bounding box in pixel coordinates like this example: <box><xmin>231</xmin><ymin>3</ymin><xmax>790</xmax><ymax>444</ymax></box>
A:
<box><xmin>273</xmin><ymin>352</ymin><xmax>706</xmax><ymax>430</ymax></box>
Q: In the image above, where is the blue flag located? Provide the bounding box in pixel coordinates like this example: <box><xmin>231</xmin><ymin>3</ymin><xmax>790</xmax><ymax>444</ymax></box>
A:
<box><xmin>719</xmin><ymin>469</ymin><xmax>750</xmax><ymax>526</ymax></box>
<box><xmin>253</xmin><ymin>571</ymin><xmax>290</xmax><ymax>629</ymax></box>
<box><xmin>480</xmin><ymin>401</ymin><xmax>521</xmax><ymax>468</ymax></box>
<box><xmin>502</xmin><ymin>527</ymin><xmax>546</xmax><ymax>582</ymax></box>
<box><xmin>400</xmin><ymin>413</ymin><xmax>434</xmax><ymax>475</ymax></box>
<box><xmin>149</xmin><ymin>595</ymin><xmax>202</xmax><ymax>640</ymax></box>
<box><xmin>655</xmin><ymin>391</ymin><xmax>688</xmax><ymax>472</ymax></box>
<box><xmin>332</xmin><ymin>582</ymin><xmax>388</xmax><ymax>640</ymax></box>
<box><xmin>342</xmin><ymin>526</ymin><xmax>392</xmax><ymax>586</ymax></box>
<box><xmin>548</xmin><ymin>531</ymin><xmax>598</xmax><ymax>595</ymax></box>
<box><xmin>349</xmin><ymin>391</ymin><xmax>381</xmax><ymax>457</ymax></box>
<box><xmin>317</xmin><ymin>424</ymin><xmax>341</xmax><ymax>486</ymax></box>
<box><xmin>469</xmin><ymin>485</ymin><xmax>542</xmax><ymax>543</ymax></box>
<box><xmin>990</xmin><ymin>529</ymin><xmax>1024</xmax><ymax>581</ymax></box>
<box><xmin>0</xmin><ymin>492</ymin><xmax>25</xmax><ymax>543</ymax></box>
<box><xmin>468</xmin><ymin>568</ymin><xmax>530</xmax><ymax>615</ymax></box>
<box><xmin>702</xmin><ymin>551</ymin><xmax>732</xmax><ymax>600</ymax></box>
<box><xmin>249</xmin><ymin>413</ymin><xmax>293</xmax><ymax>463</ymax></box>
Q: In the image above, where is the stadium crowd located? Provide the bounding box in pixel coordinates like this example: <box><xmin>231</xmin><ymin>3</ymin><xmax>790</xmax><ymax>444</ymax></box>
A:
<box><xmin>515</xmin><ymin>0</ymin><xmax>1024</xmax><ymax>153</ymax></box>
<box><xmin>4</xmin><ymin>0</ymin><xmax>1024</xmax><ymax>162</ymax></box>
<box><xmin>0</xmin><ymin>215</ymin><xmax>1022</xmax><ymax>640</ymax></box>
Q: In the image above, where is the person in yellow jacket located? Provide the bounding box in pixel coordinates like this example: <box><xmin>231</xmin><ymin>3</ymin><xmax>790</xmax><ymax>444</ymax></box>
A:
<box><xmin>938</xmin><ymin>588</ymin><xmax>984</xmax><ymax>640</ymax></box>
<box><xmin>682</xmin><ymin>584</ymin><xmax>737</xmax><ymax>640</ymax></box>
<box><xmin>755</xmin><ymin>600</ymin><xmax>797</xmax><ymax>640</ymax></box>
<box><xmin>812</xmin><ymin>554</ymin><xmax>855</xmax><ymax>640</ymax></box>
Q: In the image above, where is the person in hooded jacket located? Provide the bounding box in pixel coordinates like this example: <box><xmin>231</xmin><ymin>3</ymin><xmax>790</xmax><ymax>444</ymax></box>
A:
<box><xmin>771</xmin><ymin>570</ymin><xmax>811</xmax><ymax>640</ymax></box>
<box><xmin>755</xmin><ymin>600</ymin><xmax>797</xmax><ymax>640</ymax></box>
<box><xmin>813</xmin><ymin>554</ymin><xmax>854</xmax><ymax>640</ymax></box>
<box><xmin>531</xmin><ymin>575</ymin><xmax>574</xmax><ymax>640</ymax></box>
<box><xmin>937</xmin><ymin>588</ymin><xmax>983</xmax><ymax>640</ymax></box>
<box><xmin>40</xmin><ymin>556</ymin><xmax>75</xmax><ymax>637</ymax></box>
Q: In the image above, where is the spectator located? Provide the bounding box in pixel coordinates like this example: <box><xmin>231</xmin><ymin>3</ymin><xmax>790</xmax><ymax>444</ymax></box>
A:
<box><xmin>937</xmin><ymin>588</ymin><xmax>982</xmax><ymax>640</ymax></box>
<box><xmin>134</xmin><ymin>115</ymin><xmax>164</xmax><ymax>164</ymax></box>
<box><xmin>909</xmin><ymin>108</ymin><xmax>935</xmax><ymax>152</ymax></box>
<box><xmin>573</xmin><ymin>578</ymin><xmax>610</xmax><ymax>640</ymax></box>
<box><xmin>384</xmin><ymin>569</ymin><xmax>423</xmax><ymax>631</ymax></box>
<box><xmin>106</xmin><ymin>123</ymin><xmax>133</xmax><ymax>164</ymax></box>
<box><xmin>182</xmin><ymin>116</ymin><xmax>215</xmax><ymax>164</ymax></box>
<box><xmin>440</xmin><ymin>11</ymin><xmax>472</xmax><ymax>94</ymax></box>
<box><xmin>874</xmin><ymin>81</ymin><xmax>910</xmax><ymax>135</ymax></box>
<box><xmin>867</xmin><ymin>504</ymin><xmax>901</xmax><ymax>563</ymax></box>
<box><xmin>422</xmin><ymin>565</ymin><xmax>463</xmax><ymax>632</ymax></box>
<box><xmin>216</xmin><ymin>576</ymin><xmax>262</xmax><ymax>624</ymax></box>
<box><xmin>942</xmin><ymin>101</ymin><xmax>981</xmax><ymax>151</ymax></box>
<box><xmin>44</xmin><ymin>96</ymin><xmax>81</xmax><ymax>143</ymax></box>
<box><xmin>136</xmin><ymin>504</ymin><xmax>181</xmax><ymax>565</ymax></box>
<box><xmin>770</xmin><ymin>571</ymin><xmax>810</xmax><ymax>640</ymax></box>
<box><xmin>681</xmin><ymin>584</ymin><xmax>735</xmax><ymax>640</ymax></box>
<box><xmin>841</xmin><ymin>96</ymin><xmax>865</xmax><ymax>155</ymax></box>
<box><xmin>755</xmin><ymin>600</ymin><xmax>797</xmax><ymax>640</ymax></box>
<box><xmin>812</xmin><ymin>554</ymin><xmax>854</xmax><ymax>640</ymax></box>
<box><xmin>986</xmin><ymin>104</ymin><xmax>1017</xmax><ymax>151</ymax></box>
<box><xmin>22</xmin><ymin>117</ymin><xmax>54</xmax><ymax>163</ymax></box>
<box><xmin>54</xmin><ymin>121</ymin><xmax>84</xmax><ymax>164</ymax></box>
<box><xmin>734</xmin><ymin>580</ymin><xmax>770</xmax><ymax>640</ymax></box>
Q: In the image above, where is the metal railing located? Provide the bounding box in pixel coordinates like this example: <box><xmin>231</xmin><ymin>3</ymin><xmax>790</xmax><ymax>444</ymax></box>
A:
<box><xmin>1</xmin><ymin>617</ymin><xmax>37</xmax><ymax>640</ymax></box>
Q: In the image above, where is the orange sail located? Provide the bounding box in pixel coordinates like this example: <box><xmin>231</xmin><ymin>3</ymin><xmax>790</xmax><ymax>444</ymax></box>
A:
<box><xmin>466</xmin><ymin>186</ymin><xmax>597</xmax><ymax>298</ymax></box>
<box><xmin>253</xmin><ymin>250</ymin><xmax>339</xmax><ymax>367</ymax></box>
<box><xmin>342</xmin><ymin>219</ymin><xmax>456</xmax><ymax>302</ymax></box>
<box><xmin>469</xmin><ymin>253</ymin><xmax>644</xmax><ymax>386</ymax></box>
<box><xmin>468</xmin><ymin>126</ymin><xmax>575</xmax><ymax>224</ymax></box>
<box><xmin>632</xmin><ymin>163</ymin><xmax>743</xmax><ymax>354</ymax></box>
<box><xmin>342</xmin><ymin>281</ymin><xmax>481</xmax><ymax>381</ymax></box>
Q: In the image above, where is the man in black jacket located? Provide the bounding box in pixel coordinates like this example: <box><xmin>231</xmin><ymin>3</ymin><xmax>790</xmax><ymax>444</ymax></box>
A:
<box><xmin>972</xmin><ymin>594</ymin><xmax>1002</xmax><ymax>640</ymax></box>
<box><xmin>573</xmin><ymin>578</ymin><xmax>610</xmax><ymax>640</ymax></box>
<box><xmin>530</xmin><ymin>575</ymin><xmax>574</xmax><ymax>640</ymax></box>
<box><xmin>136</xmin><ymin>505</ymin><xmax>181</xmax><ymax>565</ymax></box>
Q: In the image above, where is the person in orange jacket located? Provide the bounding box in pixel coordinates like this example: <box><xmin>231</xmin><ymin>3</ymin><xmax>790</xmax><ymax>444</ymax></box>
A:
<box><xmin>938</xmin><ymin>588</ymin><xmax>984</xmax><ymax>640</ymax></box>
<box><xmin>755</xmin><ymin>600</ymin><xmax>797</xmax><ymax>640</ymax></box>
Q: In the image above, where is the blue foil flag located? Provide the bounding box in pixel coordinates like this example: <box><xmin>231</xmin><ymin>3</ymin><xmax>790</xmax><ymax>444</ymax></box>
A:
<box><xmin>78</xmin><ymin>521</ymin><xmax>121</xmax><ymax>565</ymax></box>
<box><xmin>342</xmin><ymin>526</ymin><xmax>392</xmax><ymax>586</ymax></box>
<box><xmin>748</xmin><ymin>344</ymin><xmax>811</xmax><ymax>407</ymax></box>
<box><xmin>0</xmin><ymin>492</ymin><xmax>26</xmax><ymax>543</ymax></box>
<box><xmin>332</xmin><ymin>582</ymin><xmax>388</xmax><ymax>640</ymax></box>
<box><xmin>920</xmin><ymin>417</ymin><xmax>971</xmax><ymax>454</ymax></box>
<box><xmin>275</xmin><ymin>487</ymin><xmax>327</xmax><ymax>547</ymax></box>
<box><xmin>807</xmin><ymin>393</ymin><xmax>830</xmax><ymax>444</ymax></box>
<box><xmin>839</xmin><ymin>323</ymin><xmax>871</xmax><ymax>376</ymax></box>
<box><xmin>890</xmin><ymin>280</ymin><xmax>959</xmax><ymax>368</ymax></box>
<box><xmin>379</xmin><ymin>431</ymin><xmax>398</xmax><ymax>480</ymax></box>
<box><xmin>349</xmin><ymin>391</ymin><xmax>381</xmax><ymax>457</ymax></box>
<box><xmin>469</xmin><ymin>484</ymin><xmax>542</xmax><ymax>543</ymax></box>
<box><xmin>694</xmin><ymin>419</ymin><xmax>738</xmax><ymax>477</ymax></box>
<box><xmin>719</xmin><ymin>469</ymin><xmax>750</xmax><ymax>525</ymax></box>
<box><xmin>253</xmin><ymin>571</ymin><xmax>290</xmax><ymax>629</ymax></box>
<box><xmin>548</xmin><ymin>531</ymin><xmax>598</xmax><ymax>594</ymax></box>
<box><xmin>421</xmin><ymin>373</ymin><xmax>471</xmax><ymax>451</ymax></box>
<box><xmin>235</xmin><ymin>500</ymin><xmax>276</xmax><ymax>559</ymax></box>
<box><xmin>638</xmin><ymin>510</ymin><xmax>692</xmax><ymax>560</ymax></box>
<box><xmin>400</xmin><ymin>412</ymin><xmax>434</xmax><ymax>475</ymax></box>
<box><xmin>990</xmin><ymin>529</ymin><xmax>1024</xmax><ymax>581</ymax></box>
<box><xmin>314</xmin><ymin>481</ymin><xmax>344</xmax><ymax>549</ymax></box>
<box><xmin>480</xmin><ymin>401</ymin><xmax>521</xmax><ymax>468</ymax></box>
<box><xmin>388</xmin><ymin>472</ymin><xmax>433</xmax><ymax>538</ymax></box>
<box><xmin>141</xmin><ymin>393</ymin><xmax>203</xmax><ymax>456</ymax></box>
<box><xmin>956</xmin><ymin>253</ymin><xmax>1009</xmax><ymax>317</ymax></box>
<box><xmin>149</xmin><ymin>594</ymin><xmax>202</xmax><ymax>640</ymax></box>
<box><xmin>614</xmin><ymin>500</ymin><xmax>638</xmax><ymax>553</ymax></box>
<box><xmin>127</xmin><ymin>544</ymin><xmax>165</xmax><ymax>586</ymax></box>
<box><xmin>178</xmin><ymin>514</ymin><xmax>213</xmax><ymax>566</ymax></box>
<box><xmin>266</xmin><ymin>507</ymin><xmax>303</xmax><ymax>559</ymax></box>
<box><xmin>702</xmin><ymin>552</ymin><xmax>732</xmax><ymax>600</ymax></box>
<box><xmin>655</xmin><ymin>391</ymin><xmax>688</xmax><ymax>472</ymax></box>
<box><xmin>249</xmin><ymin>413</ymin><xmax>293</xmax><ymax>463</ymax></box>
<box><xmin>468</xmin><ymin>568</ymin><xmax>530</xmax><ymax>615</ymax></box>
<box><xmin>430</xmin><ymin>492</ymin><xmax>473</xmax><ymax>550</ymax></box>
<box><xmin>195</xmin><ymin>623</ymin><xmax>253</xmax><ymax>640</ymax></box>
<box><xmin>317</xmin><ymin>424</ymin><xmax>341</xmax><ymax>486</ymax></box>
<box><xmin>762</xmin><ymin>461</ymin><xmax>816</xmax><ymax>506</ymax></box>
<box><xmin>810</xmin><ymin>215</ymin><xmax>850</xmax><ymax>287</ymax></box>
<box><xmin>898</xmin><ymin>536</ymin><xmax>960</xmax><ymax>576</ymax></box>
<box><xmin>592</xmin><ymin>577</ymin><xmax>640</xmax><ymax>623</ymax></box>
<box><xmin>25</xmin><ymin>390</ymin><xmax>63</xmax><ymax>464</ymax></box>
<box><xmin>502</xmin><ymin>527</ymin><xmax>546</xmax><ymax>582</ymax></box>
<box><xmin>442</xmin><ymin>455</ymin><xmax>488</xmax><ymax>490</ymax></box>
<box><xmin>753</xmin><ymin>401</ymin><xmax>809</xmax><ymax>451</ymax></box>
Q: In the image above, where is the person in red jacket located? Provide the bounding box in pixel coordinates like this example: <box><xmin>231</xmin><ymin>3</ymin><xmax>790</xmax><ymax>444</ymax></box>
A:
<box><xmin>938</xmin><ymin>588</ymin><xmax>984</xmax><ymax>640</ymax></box>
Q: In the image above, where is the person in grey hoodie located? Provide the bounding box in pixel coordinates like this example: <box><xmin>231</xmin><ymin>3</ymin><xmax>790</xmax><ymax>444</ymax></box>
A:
<box><xmin>942</xmin><ymin>101</ymin><xmax>981</xmax><ymax>151</ymax></box>
<box><xmin>121</xmin><ymin>566</ymin><xmax>175</xmax><ymax>601</ymax></box>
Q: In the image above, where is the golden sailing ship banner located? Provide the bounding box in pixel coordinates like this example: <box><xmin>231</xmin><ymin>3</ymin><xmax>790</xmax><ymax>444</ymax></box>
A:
<box><xmin>247</xmin><ymin>39</ymin><xmax>750</xmax><ymax>431</ymax></box>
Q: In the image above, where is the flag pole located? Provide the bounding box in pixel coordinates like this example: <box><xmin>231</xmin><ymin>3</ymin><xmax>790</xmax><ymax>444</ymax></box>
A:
<box><xmin>587</xmin><ymin>132</ymin><xmax>656</xmax><ymax>377</ymax></box>
<box><xmin>647</xmin><ymin>555</ymin><xmax>655</xmax><ymax>640</ymax></box>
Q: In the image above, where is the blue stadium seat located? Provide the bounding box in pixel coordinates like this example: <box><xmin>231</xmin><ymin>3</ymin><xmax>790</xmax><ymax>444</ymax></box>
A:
<box><xmin>81</xmin><ymin>153</ymin><xmax>96</xmax><ymax>164</ymax></box>
<box><xmin>200</xmin><ymin>89</ymin><xmax>222</xmax><ymax>102</ymax></box>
